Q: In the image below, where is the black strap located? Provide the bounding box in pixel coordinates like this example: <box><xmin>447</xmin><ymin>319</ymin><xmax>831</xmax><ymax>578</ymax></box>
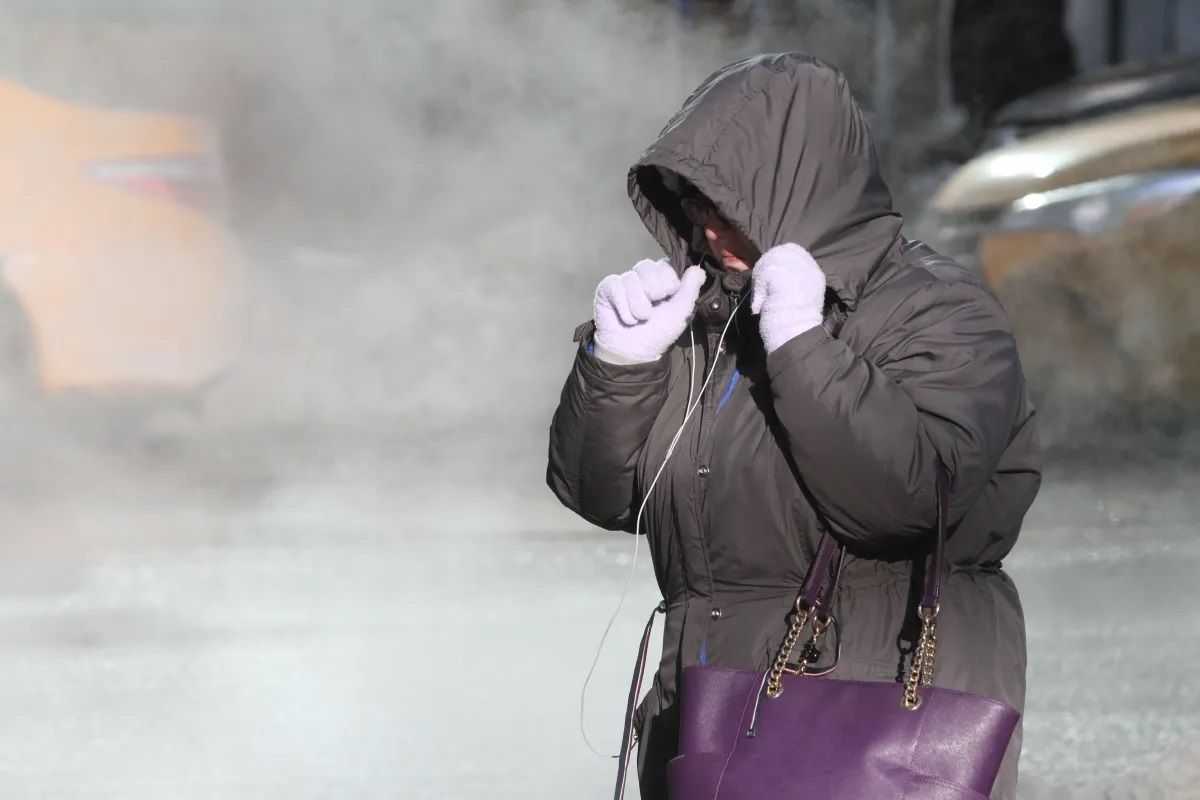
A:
<box><xmin>613</xmin><ymin>601</ymin><xmax>666</xmax><ymax>800</ymax></box>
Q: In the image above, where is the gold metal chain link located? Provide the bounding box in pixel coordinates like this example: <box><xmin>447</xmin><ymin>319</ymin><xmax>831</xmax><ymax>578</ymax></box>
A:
<box><xmin>766</xmin><ymin>600</ymin><xmax>938</xmax><ymax>708</ymax></box>
<box><xmin>902</xmin><ymin>604</ymin><xmax>939</xmax><ymax>710</ymax></box>
<box><xmin>765</xmin><ymin>603</ymin><xmax>810</xmax><ymax>698</ymax></box>
<box><xmin>764</xmin><ymin>602</ymin><xmax>834</xmax><ymax>699</ymax></box>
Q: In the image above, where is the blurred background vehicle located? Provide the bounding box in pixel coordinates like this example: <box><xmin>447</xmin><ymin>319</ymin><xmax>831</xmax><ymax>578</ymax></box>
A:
<box><xmin>0</xmin><ymin>74</ymin><xmax>241</xmax><ymax>421</ymax></box>
<box><xmin>921</xmin><ymin>55</ymin><xmax>1200</xmax><ymax>432</ymax></box>
<box><xmin>981</xmin><ymin>54</ymin><xmax>1200</xmax><ymax>149</ymax></box>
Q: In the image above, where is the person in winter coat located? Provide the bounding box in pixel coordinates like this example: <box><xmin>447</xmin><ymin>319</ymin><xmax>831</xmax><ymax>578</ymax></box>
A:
<box><xmin>545</xmin><ymin>53</ymin><xmax>1041</xmax><ymax>800</ymax></box>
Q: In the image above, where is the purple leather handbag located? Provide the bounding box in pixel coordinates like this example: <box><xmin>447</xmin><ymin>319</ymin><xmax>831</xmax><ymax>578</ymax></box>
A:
<box><xmin>614</xmin><ymin>466</ymin><xmax>1020</xmax><ymax>800</ymax></box>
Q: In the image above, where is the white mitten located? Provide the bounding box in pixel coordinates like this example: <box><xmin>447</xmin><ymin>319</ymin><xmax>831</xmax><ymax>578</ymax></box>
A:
<box><xmin>750</xmin><ymin>243</ymin><xmax>827</xmax><ymax>354</ymax></box>
<box><xmin>593</xmin><ymin>259</ymin><xmax>707</xmax><ymax>363</ymax></box>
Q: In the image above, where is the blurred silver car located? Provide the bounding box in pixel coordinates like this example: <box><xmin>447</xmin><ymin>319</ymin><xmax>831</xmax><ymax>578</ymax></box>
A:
<box><xmin>923</xmin><ymin>56</ymin><xmax>1200</xmax><ymax>422</ymax></box>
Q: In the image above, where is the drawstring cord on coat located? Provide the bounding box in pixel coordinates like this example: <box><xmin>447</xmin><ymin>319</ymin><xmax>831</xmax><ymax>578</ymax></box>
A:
<box><xmin>579</xmin><ymin>295</ymin><xmax>745</xmax><ymax>761</ymax></box>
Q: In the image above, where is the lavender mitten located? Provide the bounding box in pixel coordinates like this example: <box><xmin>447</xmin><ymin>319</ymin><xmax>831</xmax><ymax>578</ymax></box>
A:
<box><xmin>593</xmin><ymin>259</ymin><xmax>707</xmax><ymax>364</ymax></box>
<box><xmin>750</xmin><ymin>243</ymin><xmax>828</xmax><ymax>354</ymax></box>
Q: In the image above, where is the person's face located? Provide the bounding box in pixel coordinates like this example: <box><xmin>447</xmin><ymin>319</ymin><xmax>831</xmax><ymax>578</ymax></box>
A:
<box><xmin>681</xmin><ymin>196</ymin><xmax>759</xmax><ymax>272</ymax></box>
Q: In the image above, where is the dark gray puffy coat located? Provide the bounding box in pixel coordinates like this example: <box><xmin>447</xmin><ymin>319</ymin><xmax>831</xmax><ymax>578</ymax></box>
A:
<box><xmin>546</xmin><ymin>54</ymin><xmax>1041</xmax><ymax>800</ymax></box>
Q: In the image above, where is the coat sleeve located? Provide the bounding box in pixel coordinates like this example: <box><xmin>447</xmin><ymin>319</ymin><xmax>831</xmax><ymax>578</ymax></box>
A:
<box><xmin>764</xmin><ymin>281</ymin><xmax>1023</xmax><ymax>555</ymax></box>
<box><xmin>546</xmin><ymin>325</ymin><xmax>671</xmax><ymax>533</ymax></box>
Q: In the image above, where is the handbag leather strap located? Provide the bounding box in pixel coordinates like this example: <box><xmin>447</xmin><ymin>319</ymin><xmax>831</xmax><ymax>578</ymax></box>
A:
<box><xmin>923</xmin><ymin>462</ymin><xmax>950</xmax><ymax>610</ymax></box>
<box><xmin>801</xmin><ymin>462</ymin><xmax>950</xmax><ymax>616</ymax></box>
<box><xmin>798</xmin><ymin>529</ymin><xmax>843</xmax><ymax>613</ymax></box>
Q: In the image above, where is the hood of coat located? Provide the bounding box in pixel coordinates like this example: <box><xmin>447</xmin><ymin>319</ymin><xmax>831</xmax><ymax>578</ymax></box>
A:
<box><xmin>627</xmin><ymin>53</ymin><xmax>903</xmax><ymax>310</ymax></box>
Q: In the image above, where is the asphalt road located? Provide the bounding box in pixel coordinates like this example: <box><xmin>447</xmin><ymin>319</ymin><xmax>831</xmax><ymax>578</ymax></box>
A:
<box><xmin>0</xmin><ymin>415</ymin><xmax>1197</xmax><ymax>799</ymax></box>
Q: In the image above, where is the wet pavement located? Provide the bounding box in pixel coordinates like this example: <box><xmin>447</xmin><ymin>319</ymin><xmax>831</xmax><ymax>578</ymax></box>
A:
<box><xmin>1</xmin><ymin>419</ymin><xmax>1197</xmax><ymax>799</ymax></box>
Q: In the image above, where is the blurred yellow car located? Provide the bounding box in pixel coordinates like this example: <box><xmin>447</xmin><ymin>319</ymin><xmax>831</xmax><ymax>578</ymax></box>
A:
<box><xmin>0</xmin><ymin>77</ymin><xmax>241</xmax><ymax>399</ymax></box>
<box><xmin>923</xmin><ymin>58</ymin><xmax>1200</xmax><ymax>423</ymax></box>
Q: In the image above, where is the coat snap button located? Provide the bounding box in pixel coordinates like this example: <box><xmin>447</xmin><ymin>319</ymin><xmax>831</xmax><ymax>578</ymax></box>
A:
<box><xmin>710</xmin><ymin>608</ymin><xmax>722</xmax><ymax>620</ymax></box>
<box><xmin>697</xmin><ymin>465</ymin><xmax>710</xmax><ymax>477</ymax></box>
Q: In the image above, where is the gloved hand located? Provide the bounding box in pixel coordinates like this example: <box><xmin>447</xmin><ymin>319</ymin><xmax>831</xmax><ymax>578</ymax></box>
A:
<box><xmin>750</xmin><ymin>243</ymin><xmax>827</xmax><ymax>354</ymax></box>
<box><xmin>593</xmin><ymin>259</ymin><xmax>707</xmax><ymax>364</ymax></box>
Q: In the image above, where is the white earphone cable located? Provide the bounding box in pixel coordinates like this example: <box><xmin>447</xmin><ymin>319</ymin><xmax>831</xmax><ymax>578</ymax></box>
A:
<box><xmin>579</xmin><ymin>294</ymin><xmax>746</xmax><ymax>757</ymax></box>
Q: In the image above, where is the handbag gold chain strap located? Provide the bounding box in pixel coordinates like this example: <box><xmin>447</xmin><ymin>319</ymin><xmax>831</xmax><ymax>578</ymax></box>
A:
<box><xmin>764</xmin><ymin>601</ymin><xmax>832</xmax><ymax>699</ymax></box>
<box><xmin>766</xmin><ymin>588</ymin><xmax>940</xmax><ymax>710</ymax></box>
<box><xmin>902</xmin><ymin>603</ymin><xmax>939</xmax><ymax>710</ymax></box>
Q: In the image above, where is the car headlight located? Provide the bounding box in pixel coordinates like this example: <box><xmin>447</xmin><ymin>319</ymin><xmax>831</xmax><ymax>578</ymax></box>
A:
<box><xmin>997</xmin><ymin>169</ymin><xmax>1200</xmax><ymax>236</ymax></box>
